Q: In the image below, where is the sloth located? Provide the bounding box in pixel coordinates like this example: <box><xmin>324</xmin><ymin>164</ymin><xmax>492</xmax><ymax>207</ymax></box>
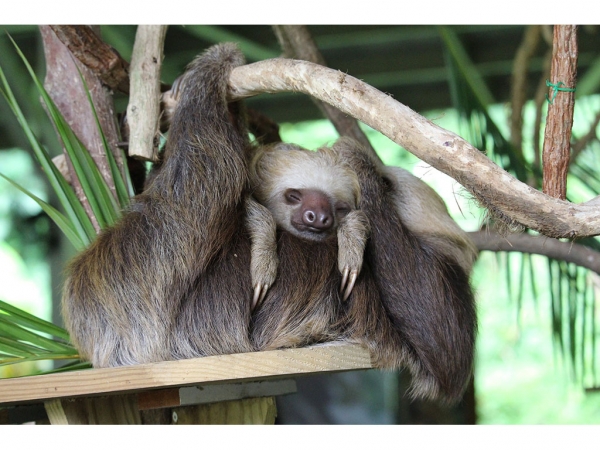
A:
<box><xmin>62</xmin><ymin>43</ymin><xmax>477</xmax><ymax>402</ymax></box>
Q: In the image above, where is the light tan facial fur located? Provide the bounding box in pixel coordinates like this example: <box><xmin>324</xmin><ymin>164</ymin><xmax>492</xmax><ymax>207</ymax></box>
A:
<box><xmin>249</xmin><ymin>143</ymin><xmax>361</xmax><ymax>242</ymax></box>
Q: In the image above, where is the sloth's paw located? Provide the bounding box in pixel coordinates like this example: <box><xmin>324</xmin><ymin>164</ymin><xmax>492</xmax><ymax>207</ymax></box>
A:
<box><xmin>340</xmin><ymin>264</ymin><xmax>360</xmax><ymax>301</ymax></box>
<box><xmin>337</xmin><ymin>210</ymin><xmax>369</xmax><ymax>301</ymax></box>
<box><xmin>251</xmin><ymin>253</ymin><xmax>278</xmax><ymax>310</ymax></box>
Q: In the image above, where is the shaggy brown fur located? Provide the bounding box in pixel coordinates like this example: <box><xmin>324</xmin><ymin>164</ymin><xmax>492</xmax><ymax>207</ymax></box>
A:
<box><xmin>62</xmin><ymin>43</ymin><xmax>255</xmax><ymax>367</ymax></box>
<box><xmin>248</xmin><ymin>138</ymin><xmax>477</xmax><ymax>402</ymax></box>
<box><xmin>62</xmin><ymin>43</ymin><xmax>477</xmax><ymax>403</ymax></box>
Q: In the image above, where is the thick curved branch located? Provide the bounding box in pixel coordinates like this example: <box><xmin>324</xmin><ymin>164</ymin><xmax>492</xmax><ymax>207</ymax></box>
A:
<box><xmin>468</xmin><ymin>230</ymin><xmax>600</xmax><ymax>276</ymax></box>
<box><xmin>272</xmin><ymin>26</ymin><xmax>377</xmax><ymax>157</ymax></box>
<box><xmin>225</xmin><ymin>58</ymin><xmax>600</xmax><ymax>238</ymax></box>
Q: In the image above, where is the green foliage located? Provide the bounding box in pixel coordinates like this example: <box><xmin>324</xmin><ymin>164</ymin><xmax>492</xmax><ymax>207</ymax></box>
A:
<box><xmin>440</xmin><ymin>26</ymin><xmax>531</xmax><ymax>183</ymax></box>
<box><xmin>0</xmin><ymin>39</ymin><xmax>130</xmax><ymax>374</ymax></box>
<box><xmin>438</xmin><ymin>28</ymin><xmax>600</xmax><ymax>396</ymax></box>
<box><xmin>475</xmin><ymin>252</ymin><xmax>600</xmax><ymax>424</ymax></box>
<box><xmin>0</xmin><ymin>299</ymin><xmax>79</xmax><ymax>368</ymax></box>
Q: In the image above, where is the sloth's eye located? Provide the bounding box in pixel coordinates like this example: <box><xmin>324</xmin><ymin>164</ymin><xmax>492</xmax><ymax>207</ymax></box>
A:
<box><xmin>336</xmin><ymin>202</ymin><xmax>351</xmax><ymax>217</ymax></box>
<box><xmin>284</xmin><ymin>189</ymin><xmax>302</xmax><ymax>204</ymax></box>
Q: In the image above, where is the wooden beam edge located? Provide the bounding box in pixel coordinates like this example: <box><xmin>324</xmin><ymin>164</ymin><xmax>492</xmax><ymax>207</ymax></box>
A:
<box><xmin>0</xmin><ymin>343</ymin><xmax>372</xmax><ymax>405</ymax></box>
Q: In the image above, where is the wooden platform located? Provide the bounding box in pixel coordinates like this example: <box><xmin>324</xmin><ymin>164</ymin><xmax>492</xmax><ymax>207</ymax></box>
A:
<box><xmin>0</xmin><ymin>343</ymin><xmax>372</xmax><ymax>424</ymax></box>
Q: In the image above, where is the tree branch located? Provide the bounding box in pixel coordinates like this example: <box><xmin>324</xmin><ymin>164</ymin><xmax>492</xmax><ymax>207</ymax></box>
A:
<box><xmin>126</xmin><ymin>25</ymin><xmax>167</xmax><ymax>162</ymax></box>
<box><xmin>511</xmin><ymin>26</ymin><xmax>541</xmax><ymax>159</ymax></box>
<box><xmin>468</xmin><ymin>230</ymin><xmax>600</xmax><ymax>275</ymax></box>
<box><xmin>224</xmin><ymin>58</ymin><xmax>600</xmax><ymax>238</ymax></box>
<box><xmin>532</xmin><ymin>48</ymin><xmax>552</xmax><ymax>184</ymax></box>
<box><xmin>246</xmin><ymin>108</ymin><xmax>282</xmax><ymax>145</ymax></box>
<box><xmin>272</xmin><ymin>25</ymin><xmax>377</xmax><ymax>158</ymax></box>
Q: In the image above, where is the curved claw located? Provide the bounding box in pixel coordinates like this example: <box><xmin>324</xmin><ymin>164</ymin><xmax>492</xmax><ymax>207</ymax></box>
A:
<box><xmin>340</xmin><ymin>267</ymin><xmax>358</xmax><ymax>301</ymax></box>
<box><xmin>341</xmin><ymin>267</ymin><xmax>349</xmax><ymax>293</ymax></box>
<box><xmin>252</xmin><ymin>283</ymin><xmax>270</xmax><ymax>311</ymax></box>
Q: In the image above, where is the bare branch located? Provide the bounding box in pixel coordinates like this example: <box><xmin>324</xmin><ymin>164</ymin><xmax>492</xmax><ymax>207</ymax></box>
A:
<box><xmin>532</xmin><ymin>49</ymin><xmax>552</xmax><ymax>182</ymax></box>
<box><xmin>584</xmin><ymin>196</ymin><xmax>600</xmax><ymax>207</ymax></box>
<box><xmin>126</xmin><ymin>25</ymin><xmax>168</xmax><ymax>162</ymax></box>
<box><xmin>272</xmin><ymin>25</ymin><xmax>377</xmax><ymax>158</ymax></box>
<box><xmin>469</xmin><ymin>230</ymin><xmax>600</xmax><ymax>275</ymax></box>
<box><xmin>511</xmin><ymin>26</ymin><xmax>541</xmax><ymax>156</ymax></box>
<box><xmin>247</xmin><ymin>108</ymin><xmax>281</xmax><ymax>145</ymax></box>
<box><xmin>225</xmin><ymin>58</ymin><xmax>600</xmax><ymax>238</ymax></box>
<box><xmin>272</xmin><ymin>25</ymin><xmax>327</xmax><ymax>65</ymax></box>
<box><xmin>542</xmin><ymin>25</ymin><xmax>578</xmax><ymax>200</ymax></box>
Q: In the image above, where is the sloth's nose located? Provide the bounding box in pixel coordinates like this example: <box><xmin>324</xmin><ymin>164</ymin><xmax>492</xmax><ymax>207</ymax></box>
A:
<box><xmin>303</xmin><ymin>208</ymin><xmax>333</xmax><ymax>230</ymax></box>
<box><xmin>294</xmin><ymin>188</ymin><xmax>334</xmax><ymax>233</ymax></box>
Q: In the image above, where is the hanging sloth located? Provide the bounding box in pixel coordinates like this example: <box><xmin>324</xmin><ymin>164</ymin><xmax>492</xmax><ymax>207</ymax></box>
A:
<box><xmin>62</xmin><ymin>43</ymin><xmax>477</xmax><ymax>403</ymax></box>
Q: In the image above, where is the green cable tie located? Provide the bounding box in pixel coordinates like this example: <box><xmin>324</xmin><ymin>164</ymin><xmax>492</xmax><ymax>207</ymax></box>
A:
<box><xmin>546</xmin><ymin>80</ymin><xmax>576</xmax><ymax>104</ymax></box>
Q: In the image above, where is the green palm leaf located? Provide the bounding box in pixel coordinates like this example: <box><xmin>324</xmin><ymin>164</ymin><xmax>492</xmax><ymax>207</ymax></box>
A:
<box><xmin>0</xmin><ymin>39</ymin><xmax>136</xmax><ymax>375</ymax></box>
<box><xmin>0</xmin><ymin>300</ymin><xmax>79</xmax><ymax>370</ymax></box>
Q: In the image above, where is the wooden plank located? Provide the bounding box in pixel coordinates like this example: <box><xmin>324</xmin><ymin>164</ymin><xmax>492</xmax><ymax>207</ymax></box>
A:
<box><xmin>178</xmin><ymin>379</ymin><xmax>296</xmax><ymax>406</ymax></box>
<box><xmin>137</xmin><ymin>379</ymin><xmax>297</xmax><ymax>410</ymax></box>
<box><xmin>138</xmin><ymin>388</ymin><xmax>181</xmax><ymax>410</ymax></box>
<box><xmin>0</xmin><ymin>343</ymin><xmax>371</xmax><ymax>405</ymax></box>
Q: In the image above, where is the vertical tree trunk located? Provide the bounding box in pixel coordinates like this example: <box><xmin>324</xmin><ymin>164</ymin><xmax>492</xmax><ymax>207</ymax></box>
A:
<box><xmin>542</xmin><ymin>25</ymin><xmax>578</xmax><ymax>200</ymax></box>
<box><xmin>40</xmin><ymin>25</ymin><xmax>123</xmax><ymax>229</ymax></box>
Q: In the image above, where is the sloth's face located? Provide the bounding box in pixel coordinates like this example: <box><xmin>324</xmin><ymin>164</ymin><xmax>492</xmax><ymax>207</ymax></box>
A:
<box><xmin>250</xmin><ymin>143</ymin><xmax>360</xmax><ymax>242</ymax></box>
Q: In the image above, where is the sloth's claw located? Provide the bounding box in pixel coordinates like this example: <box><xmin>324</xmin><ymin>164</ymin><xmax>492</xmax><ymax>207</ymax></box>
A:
<box><xmin>260</xmin><ymin>284</ymin><xmax>269</xmax><ymax>304</ymax></box>
<box><xmin>252</xmin><ymin>283</ymin><xmax>269</xmax><ymax>311</ymax></box>
<box><xmin>341</xmin><ymin>267</ymin><xmax>349</xmax><ymax>293</ymax></box>
<box><xmin>340</xmin><ymin>267</ymin><xmax>358</xmax><ymax>301</ymax></box>
<box><xmin>337</xmin><ymin>210</ymin><xmax>367</xmax><ymax>302</ymax></box>
<box><xmin>252</xmin><ymin>286</ymin><xmax>260</xmax><ymax>311</ymax></box>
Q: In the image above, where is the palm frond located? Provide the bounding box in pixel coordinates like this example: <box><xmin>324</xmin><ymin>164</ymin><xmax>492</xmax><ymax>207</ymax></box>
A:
<box><xmin>0</xmin><ymin>60</ymin><xmax>95</xmax><ymax>247</ymax></box>
<box><xmin>0</xmin><ymin>40</ymin><xmax>135</xmax><ymax>375</ymax></box>
<box><xmin>0</xmin><ymin>300</ymin><xmax>79</xmax><ymax>371</ymax></box>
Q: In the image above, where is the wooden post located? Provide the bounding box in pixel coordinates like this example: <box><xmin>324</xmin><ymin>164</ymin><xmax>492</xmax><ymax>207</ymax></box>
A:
<box><xmin>45</xmin><ymin>396</ymin><xmax>141</xmax><ymax>425</ymax></box>
<box><xmin>542</xmin><ymin>25</ymin><xmax>578</xmax><ymax>200</ymax></box>
<box><xmin>172</xmin><ymin>398</ymin><xmax>277</xmax><ymax>425</ymax></box>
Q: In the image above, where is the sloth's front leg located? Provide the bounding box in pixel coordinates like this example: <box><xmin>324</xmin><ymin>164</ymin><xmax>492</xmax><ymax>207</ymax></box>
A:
<box><xmin>246</xmin><ymin>196</ymin><xmax>279</xmax><ymax>309</ymax></box>
<box><xmin>337</xmin><ymin>209</ymin><xmax>370</xmax><ymax>300</ymax></box>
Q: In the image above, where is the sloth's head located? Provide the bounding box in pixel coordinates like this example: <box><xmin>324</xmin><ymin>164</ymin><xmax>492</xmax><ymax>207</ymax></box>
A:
<box><xmin>250</xmin><ymin>143</ymin><xmax>361</xmax><ymax>242</ymax></box>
